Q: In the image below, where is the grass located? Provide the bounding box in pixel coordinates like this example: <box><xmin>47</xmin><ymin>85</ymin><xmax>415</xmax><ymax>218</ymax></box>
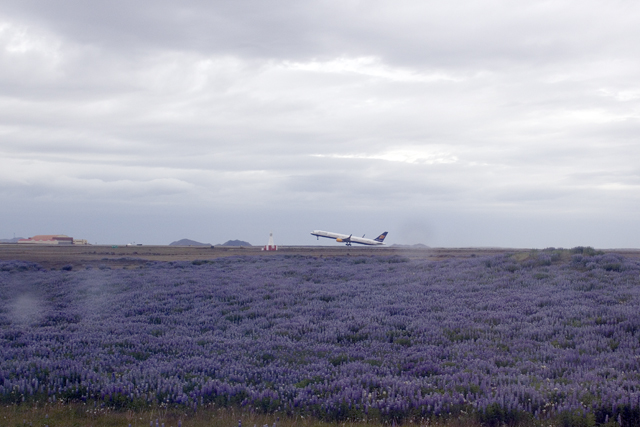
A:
<box><xmin>1</xmin><ymin>401</ymin><xmax>606</xmax><ymax>427</ymax></box>
<box><xmin>0</xmin><ymin>402</ymin><xmax>498</xmax><ymax>427</ymax></box>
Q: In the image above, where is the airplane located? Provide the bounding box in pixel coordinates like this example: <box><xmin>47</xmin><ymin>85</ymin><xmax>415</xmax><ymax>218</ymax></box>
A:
<box><xmin>310</xmin><ymin>230</ymin><xmax>388</xmax><ymax>246</ymax></box>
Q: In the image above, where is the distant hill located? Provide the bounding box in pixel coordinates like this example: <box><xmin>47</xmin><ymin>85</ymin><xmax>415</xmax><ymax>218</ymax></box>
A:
<box><xmin>169</xmin><ymin>239</ymin><xmax>211</xmax><ymax>246</ymax></box>
<box><xmin>220</xmin><ymin>240</ymin><xmax>252</xmax><ymax>247</ymax></box>
<box><xmin>0</xmin><ymin>237</ymin><xmax>25</xmax><ymax>244</ymax></box>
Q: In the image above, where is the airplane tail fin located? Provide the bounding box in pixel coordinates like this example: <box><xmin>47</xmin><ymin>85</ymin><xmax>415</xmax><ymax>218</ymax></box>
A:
<box><xmin>374</xmin><ymin>232</ymin><xmax>388</xmax><ymax>242</ymax></box>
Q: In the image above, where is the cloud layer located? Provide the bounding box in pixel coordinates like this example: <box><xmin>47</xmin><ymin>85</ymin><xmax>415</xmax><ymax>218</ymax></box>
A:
<box><xmin>1</xmin><ymin>1</ymin><xmax>639</xmax><ymax>247</ymax></box>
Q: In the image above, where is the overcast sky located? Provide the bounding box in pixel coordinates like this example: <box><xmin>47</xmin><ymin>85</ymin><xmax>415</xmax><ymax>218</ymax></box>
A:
<box><xmin>1</xmin><ymin>0</ymin><xmax>639</xmax><ymax>247</ymax></box>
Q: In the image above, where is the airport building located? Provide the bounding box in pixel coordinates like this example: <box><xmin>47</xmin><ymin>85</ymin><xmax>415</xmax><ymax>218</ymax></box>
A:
<box><xmin>18</xmin><ymin>235</ymin><xmax>78</xmax><ymax>245</ymax></box>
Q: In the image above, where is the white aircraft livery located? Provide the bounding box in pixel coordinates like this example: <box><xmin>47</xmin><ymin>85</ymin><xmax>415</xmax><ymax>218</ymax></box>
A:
<box><xmin>311</xmin><ymin>230</ymin><xmax>388</xmax><ymax>246</ymax></box>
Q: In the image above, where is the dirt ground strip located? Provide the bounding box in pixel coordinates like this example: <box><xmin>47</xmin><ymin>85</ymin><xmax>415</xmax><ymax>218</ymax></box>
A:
<box><xmin>0</xmin><ymin>244</ymin><xmax>638</xmax><ymax>269</ymax></box>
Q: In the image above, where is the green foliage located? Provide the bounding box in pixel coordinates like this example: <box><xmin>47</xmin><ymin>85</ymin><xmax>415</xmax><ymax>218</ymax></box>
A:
<box><xmin>571</xmin><ymin>246</ymin><xmax>604</xmax><ymax>256</ymax></box>
<box><xmin>393</xmin><ymin>337</ymin><xmax>412</xmax><ymax>347</ymax></box>
<box><xmin>337</xmin><ymin>332</ymin><xmax>369</xmax><ymax>344</ymax></box>
<box><xmin>260</xmin><ymin>353</ymin><xmax>275</xmax><ymax>363</ymax></box>
<box><xmin>329</xmin><ymin>354</ymin><xmax>350</xmax><ymax>366</ymax></box>
<box><xmin>294</xmin><ymin>376</ymin><xmax>324</xmax><ymax>388</ymax></box>
<box><xmin>558</xmin><ymin>411</ymin><xmax>596</xmax><ymax>427</ymax></box>
<box><xmin>477</xmin><ymin>403</ymin><xmax>530</xmax><ymax>427</ymax></box>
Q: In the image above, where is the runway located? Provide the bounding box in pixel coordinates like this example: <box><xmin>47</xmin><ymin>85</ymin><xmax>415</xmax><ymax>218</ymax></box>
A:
<box><xmin>1</xmin><ymin>244</ymin><xmax>637</xmax><ymax>269</ymax></box>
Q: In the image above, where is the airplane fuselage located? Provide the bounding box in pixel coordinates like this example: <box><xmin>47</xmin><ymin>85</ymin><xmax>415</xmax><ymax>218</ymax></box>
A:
<box><xmin>310</xmin><ymin>230</ymin><xmax>387</xmax><ymax>246</ymax></box>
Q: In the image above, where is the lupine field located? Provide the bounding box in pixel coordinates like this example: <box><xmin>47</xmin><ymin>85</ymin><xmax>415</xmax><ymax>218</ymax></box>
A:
<box><xmin>1</xmin><ymin>250</ymin><xmax>640</xmax><ymax>426</ymax></box>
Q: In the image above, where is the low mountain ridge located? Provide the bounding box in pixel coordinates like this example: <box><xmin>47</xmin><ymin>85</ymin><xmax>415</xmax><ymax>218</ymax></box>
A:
<box><xmin>169</xmin><ymin>239</ymin><xmax>210</xmax><ymax>246</ymax></box>
<box><xmin>220</xmin><ymin>240</ymin><xmax>252</xmax><ymax>247</ymax></box>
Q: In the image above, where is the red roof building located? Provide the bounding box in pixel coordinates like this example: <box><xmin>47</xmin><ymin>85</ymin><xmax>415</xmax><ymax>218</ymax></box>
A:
<box><xmin>18</xmin><ymin>235</ymin><xmax>74</xmax><ymax>245</ymax></box>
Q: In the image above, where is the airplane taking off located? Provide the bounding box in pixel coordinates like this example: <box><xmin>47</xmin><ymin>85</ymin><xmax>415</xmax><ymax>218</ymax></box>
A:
<box><xmin>311</xmin><ymin>230</ymin><xmax>388</xmax><ymax>246</ymax></box>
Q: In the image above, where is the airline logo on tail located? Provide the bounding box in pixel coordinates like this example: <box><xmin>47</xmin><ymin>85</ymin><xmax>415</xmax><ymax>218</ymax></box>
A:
<box><xmin>374</xmin><ymin>232</ymin><xmax>388</xmax><ymax>242</ymax></box>
<box><xmin>311</xmin><ymin>230</ymin><xmax>389</xmax><ymax>246</ymax></box>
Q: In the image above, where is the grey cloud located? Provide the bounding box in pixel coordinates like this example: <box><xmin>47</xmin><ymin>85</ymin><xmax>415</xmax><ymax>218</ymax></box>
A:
<box><xmin>4</xmin><ymin>1</ymin><xmax>639</xmax><ymax>68</ymax></box>
<box><xmin>2</xmin><ymin>0</ymin><xmax>640</xmax><ymax>246</ymax></box>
